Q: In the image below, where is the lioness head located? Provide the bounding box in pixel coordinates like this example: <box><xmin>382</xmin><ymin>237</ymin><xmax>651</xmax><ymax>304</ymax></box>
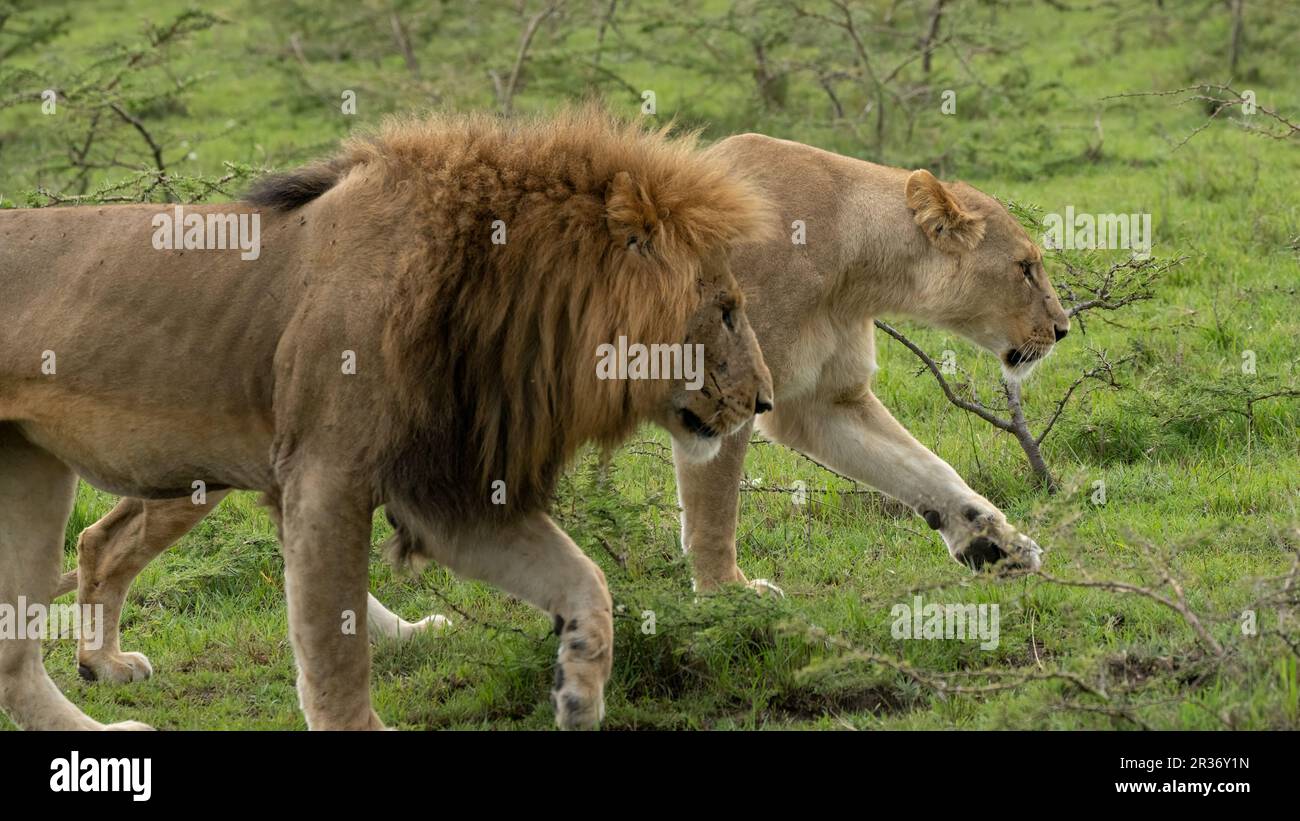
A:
<box><xmin>905</xmin><ymin>169</ymin><xmax>1070</xmax><ymax>381</ymax></box>
<box><xmin>603</xmin><ymin>171</ymin><xmax>773</xmax><ymax>463</ymax></box>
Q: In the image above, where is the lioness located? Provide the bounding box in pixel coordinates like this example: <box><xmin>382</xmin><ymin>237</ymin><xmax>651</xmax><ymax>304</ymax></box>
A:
<box><xmin>59</xmin><ymin>133</ymin><xmax>1067</xmax><ymax>692</ymax></box>
<box><xmin>0</xmin><ymin>110</ymin><xmax>774</xmax><ymax>730</ymax></box>
<box><xmin>677</xmin><ymin>134</ymin><xmax>1067</xmax><ymax>590</ymax></box>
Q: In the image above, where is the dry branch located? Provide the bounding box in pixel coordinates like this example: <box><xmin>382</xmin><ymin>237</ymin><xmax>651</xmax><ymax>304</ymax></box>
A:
<box><xmin>1103</xmin><ymin>83</ymin><xmax>1298</xmax><ymax>150</ymax></box>
<box><xmin>873</xmin><ymin>255</ymin><xmax>1182</xmax><ymax>490</ymax></box>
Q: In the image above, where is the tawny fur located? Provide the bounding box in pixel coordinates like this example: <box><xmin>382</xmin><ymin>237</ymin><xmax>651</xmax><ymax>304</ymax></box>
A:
<box><xmin>672</xmin><ymin>133</ymin><xmax>1070</xmax><ymax>587</ymax></box>
<box><xmin>54</xmin><ymin>132</ymin><xmax>1072</xmax><ymax>703</ymax></box>
<box><xmin>0</xmin><ymin>108</ymin><xmax>774</xmax><ymax>730</ymax></box>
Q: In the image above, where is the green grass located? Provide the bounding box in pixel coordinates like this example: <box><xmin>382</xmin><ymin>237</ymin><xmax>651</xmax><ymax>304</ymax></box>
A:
<box><xmin>2</xmin><ymin>0</ymin><xmax>1298</xmax><ymax>730</ymax></box>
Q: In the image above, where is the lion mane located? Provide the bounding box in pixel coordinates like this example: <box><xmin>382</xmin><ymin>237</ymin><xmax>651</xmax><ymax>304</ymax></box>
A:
<box><xmin>249</xmin><ymin>109</ymin><xmax>771</xmax><ymax>556</ymax></box>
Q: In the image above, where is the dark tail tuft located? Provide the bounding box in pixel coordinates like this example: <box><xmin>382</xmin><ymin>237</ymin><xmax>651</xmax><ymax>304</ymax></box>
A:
<box><xmin>244</xmin><ymin>158</ymin><xmax>351</xmax><ymax>211</ymax></box>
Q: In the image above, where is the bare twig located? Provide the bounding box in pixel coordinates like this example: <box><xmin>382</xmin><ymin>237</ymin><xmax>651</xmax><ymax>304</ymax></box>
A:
<box><xmin>1034</xmin><ymin>559</ymin><xmax>1224</xmax><ymax>658</ymax></box>
<box><xmin>1103</xmin><ymin>83</ymin><xmax>1298</xmax><ymax>149</ymax></box>
<box><xmin>496</xmin><ymin>1</ymin><xmax>561</xmax><ymax>114</ymax></box>
<box><xmin>873</xmin><ymin>320</ymin><xmax>1015</xmax><ymax>432</ymax></box>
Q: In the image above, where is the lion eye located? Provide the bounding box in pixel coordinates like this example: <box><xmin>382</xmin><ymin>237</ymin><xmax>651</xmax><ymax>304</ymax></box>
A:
<box><xmin>1020</xmin><ymin>261</ymin><xmax>1034</xmax><ymax>280</ymax></box>
<box><xmin>722</xmin><ymin>308</ymin><xmax>735</xmax><ymax>331</ymax></box>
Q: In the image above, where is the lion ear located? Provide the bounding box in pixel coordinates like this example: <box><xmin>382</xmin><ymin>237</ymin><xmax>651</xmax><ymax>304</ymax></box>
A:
<box><xmin>904</xmin><ymin>169</ymin><xmax>985</xmax><ymax>253</ymax></box>
<box><xmin>606</xmin><ymin>170</ymin><xmax>661</xmax><ymax>255</ymax></box>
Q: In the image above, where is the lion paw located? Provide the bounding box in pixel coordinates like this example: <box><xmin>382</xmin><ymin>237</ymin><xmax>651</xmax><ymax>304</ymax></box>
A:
<box><xmin>552</xmin><ymin>681</ymin><xmax>604</xmax><ymax>730</ymax></box>
<box><xmin>78</xmin><ymin>651</ymin><xmax>154</xmax><ymax>684</ymax></box>
<box><xmin>550</xmin><ymin>612</ymin><xmax>610</xmax><ymax>730</ymax></box>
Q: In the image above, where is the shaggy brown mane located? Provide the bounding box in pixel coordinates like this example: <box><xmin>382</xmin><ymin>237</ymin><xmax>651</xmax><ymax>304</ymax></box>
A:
<box><xmin>268</xmin><ymin>108</ymin><xmax>772</xmax><ymax>546</ymax></box>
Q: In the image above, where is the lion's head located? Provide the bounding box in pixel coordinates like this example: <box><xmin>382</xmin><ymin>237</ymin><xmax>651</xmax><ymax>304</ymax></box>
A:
<box><xmin>308</xmin><ymin>109</ymin><xmax>777</xmax><ymax>527</ymax></box>
<box><xmin>904</xmin><ymin>169</ymin><xmax>1070</xmax><ymax>381</ymax></box>
<box><xmin>601</xmin><ymin>165</ymin><xmax>773</xmax><ymax>463</ymax></box>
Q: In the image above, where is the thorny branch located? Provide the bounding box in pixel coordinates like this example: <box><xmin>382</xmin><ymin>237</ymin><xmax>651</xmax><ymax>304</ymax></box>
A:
<box><xmin>1103</xmin><ymin>83</ymin><xmax>1299</xmax><ymax>150</ymax></box>
<box><xmin>873</xmin><ymin>256</ymin><xmax>1184</xmax><ymax>490</ymax></box>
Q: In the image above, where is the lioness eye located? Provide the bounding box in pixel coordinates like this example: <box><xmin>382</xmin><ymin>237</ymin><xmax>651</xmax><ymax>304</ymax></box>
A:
<box><xmin>722</xmin><ymin>308</ymin><xmax>735</xmax><ymax>331</ymax></box>
<box><xmin>1020</xmin><ymin>261</ymin><xmax>1034</xmax><ymax>280</ymax></box>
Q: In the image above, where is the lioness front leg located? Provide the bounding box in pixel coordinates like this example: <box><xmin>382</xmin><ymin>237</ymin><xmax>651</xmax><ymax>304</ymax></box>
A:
<box><xmin>399</xmin><ymin>510</ymin><xmax>613</xmax><ymax>729</ymax></box>
<box><xmin>760</xmin><ymin>389</ymin><xmax>1041</xmax><ymax>571</ymax></box>
<box><xmin>275</xmin><ymin>470</ymin><xmax>383</xmax><ymax>730</ymax></box>
<box><xmin>673</xmin><ymin>419</ymin><xmax>781</xmax><ymax>595</ymax></box>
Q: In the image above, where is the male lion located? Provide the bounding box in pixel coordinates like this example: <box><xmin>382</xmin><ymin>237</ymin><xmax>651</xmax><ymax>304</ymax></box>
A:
<box><xmin>0</xmin><ymin>110</ymin><xmax>774</xmax><ymax>730</ymax></box>
<box><xmin>55</xmin><ymin>133</ymin><xmax>1067</xmax><ymax>693</ymax></box>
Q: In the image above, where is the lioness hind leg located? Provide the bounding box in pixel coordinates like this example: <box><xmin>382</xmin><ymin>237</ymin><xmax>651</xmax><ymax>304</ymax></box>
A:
<box><xmin>74</xmin><ymin>491</ymin><xmax>230</xmax><ymax>684</ymax></box>
<box><xmin>366</xmin><ymin>594</ymin><xmax>451</xmax><ymax>641</ymax></box>
<box><xmin>71</xmin><ymin>494</ymin><xmax>443</xmax><ymax>683</ymax></box>
<box><xmin>403</xmin><ymin>511</ymin><xmax>612</xmax><ymax>729</ymax></box>
<box><xmin>0</xmin><ymin>425</ymin><xmax>149</xmax><ymax>730</ymax></box>
<box><xmin>367</xmin><ymin>513</ymin><xmax>452</xmax><ymax>641</ymax></box>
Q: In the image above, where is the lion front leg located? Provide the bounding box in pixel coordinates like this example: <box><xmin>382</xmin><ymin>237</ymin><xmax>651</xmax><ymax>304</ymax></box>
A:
<box><xmin>274</xmin><ymin>470</ymin><xmax>383</xmax><ymax>730</ymax></box>
<box><xmin>397</xmin><ymin>510</ymin><xmax>613</xmax><ymax>729</ymax></box>
<box><xmin>760</xmin><ymin>390</ymin><xmax>1042</xmax><ymax>572</ymax></box>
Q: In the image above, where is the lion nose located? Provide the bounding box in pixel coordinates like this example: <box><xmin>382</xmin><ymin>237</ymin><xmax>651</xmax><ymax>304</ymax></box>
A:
<box><xmin>755</xmin><ymin>395</ymin><xmax>773</xmax><ymax>415</ymax></box>
<box><xmin>1054</xmin><ymin>326</ymin><xmax>1068</xmax><ymax>341</ymax></box>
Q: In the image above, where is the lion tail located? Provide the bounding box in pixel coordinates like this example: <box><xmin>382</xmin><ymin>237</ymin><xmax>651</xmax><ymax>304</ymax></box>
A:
<box><xmin>244</xmin><ymin>157</ymin><xmax>355</xmax><ymax>211</ymax></box>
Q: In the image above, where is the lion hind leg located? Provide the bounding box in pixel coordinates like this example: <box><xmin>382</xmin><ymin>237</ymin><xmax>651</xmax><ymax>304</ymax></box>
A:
<box><xmin>404</xmin><ymin>511</ymin><xmax>612</xmax><ymax>729</ymax></box>
<box><xmin>0</xmin><ymin>425</ymin><xmax>149</xmax><ymax>730</ymax></box>
<box><xmin>75</xmin><ymin>491</ymin><xmax>230</xmax><ymax>684</ymax></box>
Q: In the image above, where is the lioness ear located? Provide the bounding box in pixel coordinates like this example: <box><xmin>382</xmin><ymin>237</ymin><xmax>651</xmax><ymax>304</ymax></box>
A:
<box><xmin>606</xmin><ymin>170</ymin><xmax>662</xmax><ymax>255</ymax></box>
<box><xmin>904</xmin><ymin>169</ymin><xmax>985</xmax><ymax>253</ymax></box>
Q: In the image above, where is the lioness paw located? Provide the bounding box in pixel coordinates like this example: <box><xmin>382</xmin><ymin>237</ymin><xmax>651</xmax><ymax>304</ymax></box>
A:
<box><xmin>396</xmin><ymin>613</ymin><xmax>452</xmax><ymax>640</ymax></box>
<box><xmin>931</xmin><ymin>501</ymin><xmax>1042</xmax><ymax>572</ymax></box>
<box><xmin>954</xmin><ymin>527</ymin><xmax>1042</xmax><ymax>573</ymax></box>
<box><xmin>413</xmin><ymin>614</ymin><xmax>452</xmax><ymax>631</ymax></box>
